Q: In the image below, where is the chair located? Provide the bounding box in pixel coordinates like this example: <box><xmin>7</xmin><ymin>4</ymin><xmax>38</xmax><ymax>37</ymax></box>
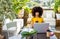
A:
<box><xmin>6</xmin><ymin>22</ymin><xmax>17</xmax><ymax>37</ymax></box>
<box><xmin>13</xmin><ymin>19</ymin><xmax>24</xmax><ymax>35</ymax></box>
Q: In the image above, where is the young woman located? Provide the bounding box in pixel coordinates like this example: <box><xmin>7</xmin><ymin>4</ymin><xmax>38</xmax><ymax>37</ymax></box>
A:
<box><xmin>31</xmin><ymin>6</ymin><xmax>44</xmax><ymax>27</ymax></box>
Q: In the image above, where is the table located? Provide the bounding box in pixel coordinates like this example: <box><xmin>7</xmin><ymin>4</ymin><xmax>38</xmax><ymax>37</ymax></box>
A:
<box><xmin>33</xmin><ymin>33</ymin><xmax>50</xmax><ymax>39</ymax></box>
<box><xmin>54</xmin><ymin>30</ymin><xmax>60</xmax><ymax>39</ymax></box>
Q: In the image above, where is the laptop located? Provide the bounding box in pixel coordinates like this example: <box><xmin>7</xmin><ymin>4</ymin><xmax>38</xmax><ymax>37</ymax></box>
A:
<box><xmin>34</xmin><ymin>23</ymin><xmax>49</xmax><ymax>33</ymax></box>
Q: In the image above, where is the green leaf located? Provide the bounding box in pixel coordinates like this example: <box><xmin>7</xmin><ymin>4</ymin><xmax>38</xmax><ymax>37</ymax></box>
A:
<box><xmin>0</xmin><ymin>0</ymin><xmax>16</xmax><ymax>20</ymax></box>
<box><xmin>54</xmin><ymin>0</ymin><xmax>60</xmax><ymax>13</ymax></box>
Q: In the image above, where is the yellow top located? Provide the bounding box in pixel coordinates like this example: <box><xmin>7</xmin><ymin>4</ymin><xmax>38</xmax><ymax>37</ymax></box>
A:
<box><xmin>31</xmin><ymin>17</ymin><xmax>44</xmax><ymax>24</ymax></box>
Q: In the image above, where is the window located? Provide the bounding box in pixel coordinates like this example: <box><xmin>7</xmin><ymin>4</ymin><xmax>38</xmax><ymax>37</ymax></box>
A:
<box><xmin>27</xmin><ymin>0</ymin><xmax>54</xmax><ymax>9</ymax></box>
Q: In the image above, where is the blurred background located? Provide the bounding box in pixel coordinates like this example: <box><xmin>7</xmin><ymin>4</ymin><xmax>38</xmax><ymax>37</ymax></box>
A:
<box><xmin>0</xmin><ymin>0</ymin><xmax>60</xmax><ymax>39</ymax></box>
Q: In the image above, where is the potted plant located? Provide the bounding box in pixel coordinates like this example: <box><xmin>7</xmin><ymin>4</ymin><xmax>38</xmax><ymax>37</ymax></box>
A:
<box><xmin>56</xmin><ymin>5</ymin><xmax>60</xmax><ymax>19</ymax></box>
<box><xmin>12</xmin><ymin>0</ymin><xmax>30</xmax><ymax>26</ymax></box>
<box><xmin>21</xmin><ymin>27</ymin><xmax>37</xmax><ymax>39</ymax></box>
<box><xmin>54</xmin><ymin>0</ymin><xmax>60</xmax><ymax>19</ymax></box>
<box><xmin>0</xmin><ymin>0</ymin><xmax>16</xmax><ymax>34</ymax></box>
<box><xmin>54</xmin><ymin>0</ymin><xmax>60</xmax><ymax>13</ymax></box>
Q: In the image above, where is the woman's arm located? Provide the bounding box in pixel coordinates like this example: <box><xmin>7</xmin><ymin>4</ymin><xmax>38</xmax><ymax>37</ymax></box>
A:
<box><xmin>42</xmin><ymin>18</ymin><xmax>44</xmax><ymax>23</ymax></box>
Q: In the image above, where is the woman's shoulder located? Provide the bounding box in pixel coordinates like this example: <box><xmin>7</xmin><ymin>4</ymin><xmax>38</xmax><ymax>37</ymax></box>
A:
<box><xmin>40</xmin><ymin>17</ymin><xmax>44</xmax><ymax>21</ymax></box>
<box><xmin>32</xmin><ymin>17</ymin><xmax>35</xmax><ymax>19</ymax></box>
<box><xmin>31</xmin><ymin>17</ymin><xmax>35</xmax><ymax>21</ymax></box>
<box><xmin>40</xmin><ymin>17</ymin><xmax>43</xmax><ymax>19</ymax></box>
<box><xmin>39</xmin><ymin>17</ymin><xmax>44</xmax><ymax>21</ymax></box>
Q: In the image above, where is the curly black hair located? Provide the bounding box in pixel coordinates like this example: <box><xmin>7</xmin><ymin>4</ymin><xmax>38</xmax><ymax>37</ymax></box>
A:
<box><xmin>32</xmin><ymin>6</ymin><xmax>43</xmax><ymax>17</ymax></box>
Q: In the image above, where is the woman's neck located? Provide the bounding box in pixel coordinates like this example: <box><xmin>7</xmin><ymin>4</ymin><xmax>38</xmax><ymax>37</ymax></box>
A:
<box><xmin>35</xmin><ymin>16</ymin><xmax>41</xmax><ymax>18</ymax></box>
<box><xmin>35</xmin><ymin>16</ymin><xmax>39</xmax><ymax>18</ymax></box>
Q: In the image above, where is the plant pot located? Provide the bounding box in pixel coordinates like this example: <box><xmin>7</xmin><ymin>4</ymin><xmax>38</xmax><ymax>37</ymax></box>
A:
<box><xmin>0</xmin><ymin>20</ymin><xmax>3</xmax><ymax>34</ymax></box>
<box><xmin>0</xmin><ymin>27</ymin><xmax>2</xmax><ymax>34</ymax></box>
<box><xmin>56</xmin><ymin>13</ymin><xmax>60</xmax><ymax>20</ymax></box>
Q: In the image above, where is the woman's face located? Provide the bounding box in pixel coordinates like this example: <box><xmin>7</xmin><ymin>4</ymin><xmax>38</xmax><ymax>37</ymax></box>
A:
<box><xmin>35</xmin><ymin>12</ymin><xmax>39</xmax><ymax>17</ymax></box>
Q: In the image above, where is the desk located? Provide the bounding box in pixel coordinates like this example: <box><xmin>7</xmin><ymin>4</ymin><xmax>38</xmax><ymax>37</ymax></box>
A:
<box><xmin>33</xmin><ymin>33</ymin><xmax>50</xmax><ymax>39</ymax></box>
